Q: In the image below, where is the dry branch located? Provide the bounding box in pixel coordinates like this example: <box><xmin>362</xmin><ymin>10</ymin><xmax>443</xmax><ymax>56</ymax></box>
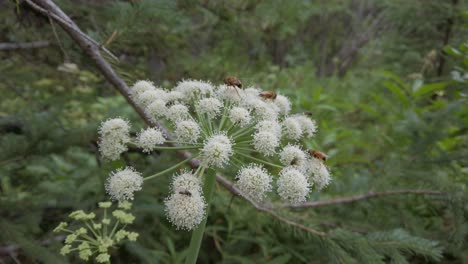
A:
<box><xmin>284</xmin><ymin>190</ymin><xmax>446</xmax><ymax>209</ymax></box>
<box><xmin>0</xmin><ymin>41</ymin><xmax>50</xmax><ymax>50</ymax></box>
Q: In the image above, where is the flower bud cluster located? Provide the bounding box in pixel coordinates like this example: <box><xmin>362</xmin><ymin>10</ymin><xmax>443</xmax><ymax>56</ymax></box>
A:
<box><xmin>54</xmin><ymin>201</ymin><xmax>138</xmax><ymax>262</ymax></box>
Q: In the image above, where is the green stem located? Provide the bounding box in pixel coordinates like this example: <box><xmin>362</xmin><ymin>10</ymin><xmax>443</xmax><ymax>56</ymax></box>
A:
<box><xmin>153</xmin><ymin>146</ymin><xmax>201</xmax><ymax>150</ymax></box>
<box><xmin>231</xmin><ymin>123</ymin><xmax>256</xmax><ymax>139</ymax></box>
<box><xmin>144</xmin><ymin>156</ymin><xmax>196</xmax><ymax>181</ymax></box>
<box><xmin>185</xmin><ymin>168</ymin><xmax>216</xmax><ymax>264</ymax></box>
<box><xmin>236</xmin><ymin>151</ymin><xmax>284</xmax><ymax>169</ymax></box>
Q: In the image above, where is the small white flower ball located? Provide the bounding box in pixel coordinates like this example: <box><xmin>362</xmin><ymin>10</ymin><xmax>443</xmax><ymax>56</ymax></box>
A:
<box><xmin>254</xmin><ymin>101</ymin><xmax>279</xmax><ymax>120</ymax></box>
<box><xmin>307</xmin><ymin>158</ymin><xmax>331</xmax><ymax>190</ymax></box>
<box><xmin>131</xmin><ymin>80</ymin><xmax>156</xmax><ymax>98</ymax></box>
<box><xmin>277</xmin><ymin>167</ymin><xmax>310</xmax><ymax>204</ymax></box>
<box><xmin>241</xmin><ymin>94</ymin><xmax>262</xmax><ymax>110</ymax></box>
<box><xmin>99</xmin><ymin>118</ymin><xmax>131</xmax><ymax>139</ymax></box>
<box><xmin>175</xmin><ymin>80</ymin><xmax>214</xmax><ymax>101</ymax></box>
<box><xmin>200</xmin><ymin>134</ymin><xmax>233</xmax><ymax>168</ymax></box>
<box><xmin>255</xmin><ymin>120</ymin><xmax>282</xmax><ymax>138</ymax></box>
<box><xmin>145</xmin><ymin>99</ymin><xmax>168</xmax><ymax>121</ymax></box>
<box><xmin>279</xmin><ymin>145</ymin><xmax>307</xmax><ymax>167</ymax></box>
<box><xmin>283</xmin><ymin>117</ymin><xmax>303</xmax><ymax>140</ymax></box>
<box><xmin>166</xmin><ymin>91</ymin><xmax>185</xmax><ymax>103</ymax></box>
<box><xmin>136</xmin><ymin>127</ymin><xmax>165</xmax><ymax>153</ymax></box>
<box><xmin>98</xmin><ymin>139</ymin><xmax>128</xmax><ymax>161</ymax></box>
<box><xmin>229</xmin><ymin>107</ymin><xmax>251</xmax><ymax>127</ymax></box>
<box><xmin>175</xmin><ymin>120</ymin><xmax>201</xmax><ymax>143</ymax></box>
<box><xmin>196</xmin><ymin>97</ymin><xmax>223</xmax><ymax>118</ymax></box>
<box><xmin>235</xmin><ymin>164</ymin><xmax>272</xmax><ymax>202</ymax></box>
<box><xmin>136</xmin><ymin>89</ymin><xmax>167</xmax><ymax>107</ymax></box>
<box><xmin>105</xmin><ymin>167</ymin><xmax>143</xmax><ymax>201</ymax></box>
<box><xmin>171</xmin><ymin>171</ymin><xmax>202</xmax><ymax>194</ymax></box>
<box><xmin>98</xmin><ymin>118</ymin><xmax>131</xmax><ymax>160</ymax></box>
<box><xmin>293</xmin><ymin>115</ymin><xmax>317</xmax><ymax>138</ymax></box>
<box><xmin>252</xmin><ymin>131</ymin><xmax>279</xmax><ymax>156</ymax></box>
<box><xmin>274</xmin><ymin>94</ymin><xmax>291</xmax><ymax>115</ymax></box>
<box><xmin>165</xmin><ymin>192</ymin><xmax>207</xmax><ymax>230</ymax></box>
<box><xmin>243</xmin><ymin>87</ymin><xmax>260</xmax><ymax>97</ymax></box>
<box><xmin>166</xmin><ymin>104</ymin><xmax>190</xmax><ymax>122</ymax></box>
<box><xmin>216</xmin><ymin>84</ymin><xmax>242</xmax><ymax>103</ymax></box>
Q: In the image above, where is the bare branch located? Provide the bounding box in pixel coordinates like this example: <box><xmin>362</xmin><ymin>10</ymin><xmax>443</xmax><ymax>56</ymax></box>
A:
<box><xmin>215</xmin><ymin>175</ymin><xmax>326</xmax><ymax>236</ymax></box>
<box><xmin>284</xmin><ymin>190</ymin><xmax>446</xmax><ymax>209</ymax></box>
<box><xmin>0</xmin><ymin>41</ymin><xmax>50</xmax><ymax>51</ymax></box>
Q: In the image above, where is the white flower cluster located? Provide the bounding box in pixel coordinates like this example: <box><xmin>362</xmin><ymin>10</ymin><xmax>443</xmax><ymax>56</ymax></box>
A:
<box><xmin>235</xmin><ymin>164</ymin><xmax>272</xmax><ymax>202</ymax></box>
<box><xmin>165</xmin><ymin>171</ymin><xmax>207</xmax><ymax>230</ymax></box>
<box><xmin>98</xmin><ymin>78</ymin><xmax>332</xmax><ymax>230</ymax></box>
<box><xmin>105</xmin><ymin>167</ymin><xmax>143</xmax><ymax>201</ymax></box>
<box><xmin>98</xmin><ymin>118</ymin><xmax>130</xmax><ymax>161</ymax></box>
<box><xmin>136</xmin><ymin>127</ymin><xmax>165</xmax><ymax>153</ymax></box>
<box><xmin>200</xmin><ymin>134</ymin><xmax>233</xmax><ymax>168</ymax></box>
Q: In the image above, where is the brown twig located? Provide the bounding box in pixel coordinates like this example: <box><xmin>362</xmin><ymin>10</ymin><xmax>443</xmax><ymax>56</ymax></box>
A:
<box><xmin>215</xmin><ymin>175</ymin><xmax>326</xmax><ymax>236</ymax></box>
<box><xmin>284</xmin><ymin>190</ymin><xmax>446</xmax><ymax>209</ymax></box>
<box><xmin>0</xmin><ymin>41</ymin><xmax>50</xmax><ymax>50</ymax></box>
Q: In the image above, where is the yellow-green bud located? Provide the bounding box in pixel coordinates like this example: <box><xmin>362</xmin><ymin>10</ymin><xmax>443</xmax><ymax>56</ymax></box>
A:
<box><xmin>118</xmin><ymin>201</ymin><xmax>132</xmax><ymax>210</ymax></box>
<box><xmin>65</xmin><ymin>234</ymin><xmax>77</xmax><ymax>244</ymax></box>
<box><xmin>98</xmin><ymin>201</ymin><xmax>112</xmax><ymax>208</ymax></box>
<box><xmin>79</xmin><ymin>249</ymin><xmax>92</xmax><ymax>261</ymax></box>
<box><xmin>96</xmin><ymin>253</ymin><xmax>110</xmax><ymax>263</ymax></box>
<box><xmin>76</xmin><ymin>227</ymin><xmax>87</xmax><ymax>235</ymax></box>
<box><xmin>112</xmin><ymin>210</ymin><xmax>135</xmax><ymax>224</ymax></box>
<box><xmin>60</xmin><ymin>245</ymin><xmax>72</xmax><ymax>255</ymax></box>
<box><xmin>53</xmin><ymin>222</ymin><xmax>68</xmax><ymax>233</ymax></box>
<box><xmin>115</xmin><ymin>230</ymin><xmax>128</xmax><ymax>242</ymax></box>
<box><xmin>127</xmin><ymin>232</ymin><xmax>139</xmax><ymax>241</ymax></box>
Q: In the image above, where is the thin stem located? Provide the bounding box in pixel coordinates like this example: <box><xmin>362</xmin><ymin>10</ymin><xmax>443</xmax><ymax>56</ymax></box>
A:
<box><xmin>218</xmin><ymin>102</ymin><xmax>231</xmax><ymax>131</ymax></box>
<box><xmin>152</xmin><ymin>145</ymin><xmax>201</xmax><ymax>150</ymax></box>
<box><xmin>231</xmin><ymin>123</ymin><xmax>255</xmax><ymax>138</ymax></box>
<box><xmin>103</xmin><ymin>208</ymin><xmax>108</xmax><ymax>238</ymax></box>
<box><xmin>185</xmin><ymin>168</ymin><xmax>216</xmax><ymax>264</ymax></box>
<box><xmin>236</xmin><ymin>152</ymin><xmax>283</xmax><ymax>169</ymax></box>
<box><xmin>109</xmin><ymin>220</ymin><xmax>120</xmax><ymax>238</ymax></box>
<box><xmin>206</xmin><ymin>114</ymin><xmax>214</xmax><ymax>135</ymax></box>
<box><xmin>225</xmin><ymin>122</ymin><xmax>236</xmax><ymax>134</ymax></box>
<box><xmin>144</xmin><ymin>156</ymin><xmax>196</xmax><ymax>181</ymax></box>
<box><xmin>196</xmin><ymin>110</ymin><xmax>210</xmax><ymax>137</ymax></box>
<box><xmin>84</xmin><ymin>221</ymin><xmax>100</xmax><ymax>239</ymax></box>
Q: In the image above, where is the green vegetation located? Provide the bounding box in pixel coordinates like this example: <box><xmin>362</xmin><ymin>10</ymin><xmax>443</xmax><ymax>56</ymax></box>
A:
<box><xmin>0</xmin><ymin>0</ymin><xmax>466</xmax><ymax>263</ymax></box>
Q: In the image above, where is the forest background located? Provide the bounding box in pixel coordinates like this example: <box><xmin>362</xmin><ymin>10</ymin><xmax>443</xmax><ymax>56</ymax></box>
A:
<box><xmin>0</xmin><ymin>0</ymin><xmax>467</xmax><ymax>263</ymax></box>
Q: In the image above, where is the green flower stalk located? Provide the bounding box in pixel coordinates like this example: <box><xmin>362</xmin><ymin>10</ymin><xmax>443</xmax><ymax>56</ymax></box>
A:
<box><xmin>53</xmin><ymin>201</ymin><xmax>139</xmax><ymax>263</ymax></box>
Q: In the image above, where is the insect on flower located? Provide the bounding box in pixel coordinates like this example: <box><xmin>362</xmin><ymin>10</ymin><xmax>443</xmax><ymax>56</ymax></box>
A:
<box><xmin>308</xmin><ymin>149</ymin><xmax>328</xmax><ymax>162</ymax></box>
<box><xmin>178</xmin><ymin>189</ymin><xmax>192</xmax><ymax>197</ymax></box>
<box><xmin>304</xmin><ymin>111</ymin><xmax>313</xmax><ymax>117</ymax></box>
<box><xmin>224</xmin><ymin>76</ymin><xmax>242</xmax><ymax>97</ymax></box>
<box><xmin>259</xmin><ymin>91</ymin><xmax>277</xmax><ymax>100</ymax></box>
<box><xmin>224</xmin><ymin>76</ymin><xmax>242</xmax><ymax>88</ymax></box>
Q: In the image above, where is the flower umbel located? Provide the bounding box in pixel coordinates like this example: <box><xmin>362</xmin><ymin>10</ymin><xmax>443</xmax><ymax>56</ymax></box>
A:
<box><xmin>54</xmin><ymin>201</ymin><xmax>138</xmax><ymax>262</ymax></box>
<box><xmin>96</xmin><ymin>78</ymin><xmax>332</xmax><ymax>232</ymax></box>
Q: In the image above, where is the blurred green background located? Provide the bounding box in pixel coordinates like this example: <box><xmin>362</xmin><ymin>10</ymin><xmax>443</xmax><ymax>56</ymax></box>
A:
<box><xmin>0</xmin><ymin>0</ymin><xmax>467</xmax><ymax>263</ymax></box>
